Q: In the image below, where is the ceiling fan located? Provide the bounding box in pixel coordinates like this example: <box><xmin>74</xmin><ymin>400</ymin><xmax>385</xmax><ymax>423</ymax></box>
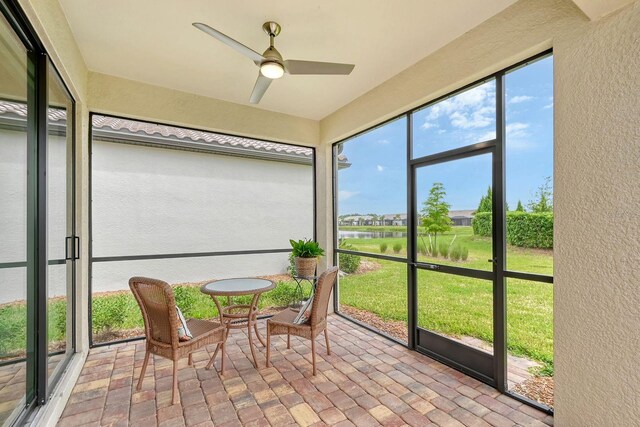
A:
<box><xmin>193</xmin><ymin>21</ymin><xmax>355</xmax><ymax>104</ymax></box>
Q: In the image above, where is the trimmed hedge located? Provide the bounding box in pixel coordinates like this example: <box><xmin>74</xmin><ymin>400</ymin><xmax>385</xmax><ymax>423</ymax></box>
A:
<box><xmin>472</xmin><ymin>212</ymin><xmax>493</xmax><ymax>237</ymax></box>
<box><xmin>472</xmin><ymin>211</ymin><xmax>553</xmax><ymax>249</ymax></box>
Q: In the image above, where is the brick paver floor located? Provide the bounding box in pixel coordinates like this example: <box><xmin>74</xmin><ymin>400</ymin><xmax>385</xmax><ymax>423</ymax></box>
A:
<box><xmin>1</xmin><ymin>353</ymin><xmax>65</xmax><ymax>425</ymax></box>
<box><xmin>58</xmin><ymin>315</ymin><xmax>553</xmax><ymax>426</ymax></box>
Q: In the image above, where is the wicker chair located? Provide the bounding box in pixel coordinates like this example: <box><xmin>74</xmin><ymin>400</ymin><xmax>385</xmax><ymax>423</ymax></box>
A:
<box><xmin>129</xmin><ymin>277</ymin><xmax>227</xmax><ymax>405</ymax></box>
<box><xmin>266</xmin><ymin>266</ymin><xmax>339</xmax><ymax>375</ymax></box>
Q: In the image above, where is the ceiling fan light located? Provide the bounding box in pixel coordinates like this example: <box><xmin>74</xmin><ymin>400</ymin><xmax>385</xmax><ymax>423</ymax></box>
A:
<box><xmin>260</xmin><ymin>61</ymin><xmax>284</xmax><ymax>79</ymax></box>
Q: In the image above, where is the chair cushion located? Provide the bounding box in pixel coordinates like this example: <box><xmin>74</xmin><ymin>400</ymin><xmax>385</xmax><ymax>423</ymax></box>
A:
<box><xmin>293</xmin><ymin>298</ymin><xmax>313</xmax><ymax>325</ymax></box>
<box><xmin>176</xmin><ymin>306</ymin><xmax>192</xmax><ymax>341</ymax></box>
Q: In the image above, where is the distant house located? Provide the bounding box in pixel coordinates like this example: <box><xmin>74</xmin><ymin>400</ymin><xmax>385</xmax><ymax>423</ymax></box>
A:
<box><xmin>339</xmin><ymin>211</ymin><xmax>473</xmax><ymax>227</ymax></box>
<box><xmin>448</xmin><ymin>210</ymin><xmax>475</xmax><ymax>226</ymax></box>
<box><xmin>339</xmin><ymin>215</ymin><xmax>373</xmax><ymax>226</ymax></box>
<box><xmin>382</xmin><ymin>213</ymin><xmax>407</xmax><ymax>226</ymax></box>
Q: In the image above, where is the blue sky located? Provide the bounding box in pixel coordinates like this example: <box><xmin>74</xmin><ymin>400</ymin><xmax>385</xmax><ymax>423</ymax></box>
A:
<box><xmin>338</xmin><ymin>56</ymin><xmax>553</xmax><ymax>215</ymax></box>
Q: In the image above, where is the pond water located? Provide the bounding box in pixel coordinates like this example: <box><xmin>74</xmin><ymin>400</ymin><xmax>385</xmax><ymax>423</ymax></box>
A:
<box><xmin>338</xmin><ymin>230</ymin><xmax>408</xmax><ymax>239</ymax></box>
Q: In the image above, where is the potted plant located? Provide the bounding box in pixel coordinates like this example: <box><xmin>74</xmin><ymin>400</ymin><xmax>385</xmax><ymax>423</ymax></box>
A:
<box><xmin>289</xmin><ymin>238</ymin><xmax>324</xmax><ymax>278</ymax></box>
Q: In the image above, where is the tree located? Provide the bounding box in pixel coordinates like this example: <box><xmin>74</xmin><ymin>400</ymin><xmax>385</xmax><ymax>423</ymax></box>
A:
<box><xmin>516</xmin><ymin>200</ymin><xmax>525</xmax><ymax>212</ymax></box>
<box><xmin>477</xmin><ymin>186</ymin><xmax>492</xmax><ymax>213</ymax></box>
<box><xmin>421</xmin><ymin>182</ymin><xmax>452</xmax><ymax>255</ymax></box>
<box><xmin>527</xmin><ymin>177</ymin><xmax>553</xmax><ymax>213</ymax></box>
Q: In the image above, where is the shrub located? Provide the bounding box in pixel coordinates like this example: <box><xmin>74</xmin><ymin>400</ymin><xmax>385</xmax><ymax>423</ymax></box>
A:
<box><xmin>379</xmin><ymin>242</ymin><xmax>388</xmax><ymax>253</ymax></box>
<box><xmin>92</xmin><ymin>293</ymin><xmax>133</xmax><ymax>333</ymax></box>
<box><xmin>449</xmin><ymin>244</ymin><xmax>461</xmax><ymax>261</ymax></box>
<box><xmin>429</xmin><ymin>239</ymin><xmax>438</xmax><ymax>257</ymax></box>
<box><xmin>173</xmin><ymin>285</ymin><xmax>199</xmax><ymax>315</ymax></box>
<box><xmin>473</xmin><ymin>211</ymin><xmax>553</xmax><ymax>249</ymax></box>
<box><xmin>339</xmin><ymin>252</ymin><xmax>361</xmax><ymax>273</ymax></box>
<box><xmin>417</xmin><ymin>239</ymin><xmax>428</xmax><ymax>255</ymax></box>
<box><xmin>461</xmin><ymin>246</ymin><xmax>469</xmax><ymax>261</ymax></box>
<box><xmin>267</xmin><ymin>282</ymin><xmax>298</xmax><ymax>307</ymax></box>
<box><xmin>507</xmin><ymin>212</ymin><xmax>553</xmax><ymax>249</ymax></box>
<box><xmin>339</xmin><ymin>241</ymin><xmax>361</xmax><ymax>274</ymax></box>
<box><xmin>392</xmin><ymin>242</ymin><xmax>402</xmax><ymax>254</ymax></box>
<box><xmin>472</xmin><ymin>212</ymin><xmax>492</xmax><ymax>237</ymax></box>
<box><xmin>438</xmin><ymin>240</ymin><xmax>449</xmax><ymax>258</ymax></box>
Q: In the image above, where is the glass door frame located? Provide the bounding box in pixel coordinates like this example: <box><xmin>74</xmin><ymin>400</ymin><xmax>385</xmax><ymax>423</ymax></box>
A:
<box><xmin>409</xmin><ymin>140</ymin><xmax>504</xmax><ymax>387</ymax></box>
<box><xmin>0</xmin><ymin>0</ymin><xmax>77</xmax><ymax>423</ymax></box>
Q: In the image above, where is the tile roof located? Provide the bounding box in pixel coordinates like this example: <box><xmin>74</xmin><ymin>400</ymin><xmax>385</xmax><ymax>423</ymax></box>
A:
<box><xmin>91</xmin><ymin>114</ymin><xmax>313</xmax><ymax>158</ymax></box>
<box><xmin>0</xmin><ymin>99</ymin><xmax>67</xmax><ymax>122</ymax></box>
<box><xmin>0</xmin><ymin>100</ymin><xmax>353</xmax><ymax>166</ymax></box>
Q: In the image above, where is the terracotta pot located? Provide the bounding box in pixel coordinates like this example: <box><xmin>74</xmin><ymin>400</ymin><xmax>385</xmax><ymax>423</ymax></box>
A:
<box><xmin>295</xmin><ymin>257</ymin><xmax>317</xmax><ymax>279</ymax></box>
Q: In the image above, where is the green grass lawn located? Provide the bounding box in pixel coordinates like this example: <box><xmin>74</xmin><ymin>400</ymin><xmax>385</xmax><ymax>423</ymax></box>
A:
<box><xmin>339</xmin><ymin>225</ymin><xmax>553</xmax><ymax>276</ymax></box>
<box><xmin>338</xmin><ymin>226</ymin><xmax>553</xmax><ymax>370</ymax></box>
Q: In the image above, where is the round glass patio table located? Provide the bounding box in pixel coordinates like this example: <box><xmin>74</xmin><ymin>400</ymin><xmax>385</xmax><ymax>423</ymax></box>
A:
<box><xmin>200</xmin><ymin>278</ymin><xmax>275</xmax><ymax>368</ymax></box>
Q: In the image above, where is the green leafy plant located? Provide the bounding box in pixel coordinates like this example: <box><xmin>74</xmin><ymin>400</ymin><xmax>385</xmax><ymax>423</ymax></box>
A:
<box><xmin>289</xmin><ymin>238</ymin><xmax>325</xmax><ymax>258</ymax></box>
<box><xmin>379</xmin><ymin>242</ymin><xmax>388</xmax><ymax>253</ymax></box>
<box><xmin>339</xmin><ymin>241</ymin><xmax>361</xmax><ymax>274</ymax></box>
<box><xmin>267</xmin><ymin>282</ymin><xmax>299</xmax><ymax>307</ymax></box>
<box><xmin>287</xmin><ymin>252</ymin><xmax>297</xmax><ymax>277</ymax></box>
<box><xmin>531</xmin><ymin>360</ymin><xmax>554</xmax><ymax>377</ymax></box>
<box><xmin>173</xmin><ymin>286</ymin><xmax>198</xmax><ymax>316</ymax></box>
<box><xmin>392</xmin><ymin>242</ymin><xmax>402</xmax><ymax>254</ymax></box>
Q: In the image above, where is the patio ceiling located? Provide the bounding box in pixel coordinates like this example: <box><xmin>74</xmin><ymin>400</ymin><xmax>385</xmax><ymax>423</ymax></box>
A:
<box><xmin>58</xmin><ymin>0</ymin><xmax>518</xmax><ymax>120</ymax></box>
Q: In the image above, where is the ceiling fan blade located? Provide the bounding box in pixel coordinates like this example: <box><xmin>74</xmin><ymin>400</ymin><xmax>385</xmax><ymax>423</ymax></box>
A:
<box><xmin>284</xmin><ymin>60</ymin><xmax>355</xmax><ymax>75</ymax></box>
<box><xmin>249</xmin><ymin>73</ymin><xmax>272</xmax><ymax>104</ymax></box>
<box><xmin>193</xmin><ymin>22</ymin><xmax>264</xmax><ymax>64</ymax></box>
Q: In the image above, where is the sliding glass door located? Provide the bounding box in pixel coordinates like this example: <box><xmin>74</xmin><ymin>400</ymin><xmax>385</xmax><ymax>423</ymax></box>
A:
<box><xmin>0</xmin><ymin>9</ymin><xmax>33</xmax><ymax>425</ymax></box>
<box><xmin>0</xmin><ymin>1</ymin><xmax>76</xmax><ymax>424</ymax></box>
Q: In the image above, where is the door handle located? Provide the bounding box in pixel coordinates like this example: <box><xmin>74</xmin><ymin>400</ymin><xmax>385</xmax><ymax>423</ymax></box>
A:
<box><xmin>65</xmin><ymin>236</ymin><xmax>80</xmax><ymax>260</ymax></box>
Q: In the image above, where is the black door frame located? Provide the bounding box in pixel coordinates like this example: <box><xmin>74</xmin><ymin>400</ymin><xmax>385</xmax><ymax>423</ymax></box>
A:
<box><xmin>0</xmin><ymin>0</ymin><xmax>78</xmax><ymax>424</ymax></box>
<box><xmin>410</xmin><ymin>143</ymin><xmax>500</xmax><ymax>387</ymax></box>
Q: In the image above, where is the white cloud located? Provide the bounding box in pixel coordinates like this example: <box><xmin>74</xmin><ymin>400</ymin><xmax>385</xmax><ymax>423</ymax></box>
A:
<box><xmin>508</xmin><ymin>95</ymin><xmax>534</xmax><ymax>104</ymax></box>
<box><xmin>506</xmin><ymin>122</ymin><xmax>530</xmax><ymax>139</ymax></box>
<box><xmin>437</xmin><ymin>129</ymin><xmax>446</xmax><ymax>134</ymax></box>
<box><xmin>338</xmin><ymin>190</ymin><xmax>359</xmax><ymax>201</ymax></box>
<box><xmin>505</xmin><ymin>122</ymin><xmax>532</xmax><ymax>150</ymax></box>
<box><xmin>543</xmin><ymin>96</ymin><xmax>554</xmax><ymax>109</ymax></box>
<box><xmin>376</xmin><ymin>165</ymin><xmax>385</xmax><ymax>172</ymax></box>
<box><xmin>420</xmin><ymin>82</ymin><xmax>496</xmax><ymax>131</ymax></box>
<box><xmin>377</xmin><ymin>139</ymin><xmax>390</xmax><ymax>144</ymax></box>
<box><xmin>449</xmin><ymin>106</ymin><xmax>494</xmax><ymax>129</ymax></box>
<box><xmin>421</xmin><ymin>121</ymin><xmax>438</xmax><ymax>130</ymax></box>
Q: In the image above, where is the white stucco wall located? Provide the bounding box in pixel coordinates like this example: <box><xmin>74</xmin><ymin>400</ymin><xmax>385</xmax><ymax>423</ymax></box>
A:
<box><xmin>91</xmin><ymin>139</ymin><xmax>314</xmax><ymax>292</ymax></box>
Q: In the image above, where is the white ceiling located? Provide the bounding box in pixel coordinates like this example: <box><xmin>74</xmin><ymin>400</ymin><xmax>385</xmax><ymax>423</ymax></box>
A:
<box><xmin>59</xmin><ymin>0</ymin><xmax>518</xmax><ymax>120</ymax></box>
